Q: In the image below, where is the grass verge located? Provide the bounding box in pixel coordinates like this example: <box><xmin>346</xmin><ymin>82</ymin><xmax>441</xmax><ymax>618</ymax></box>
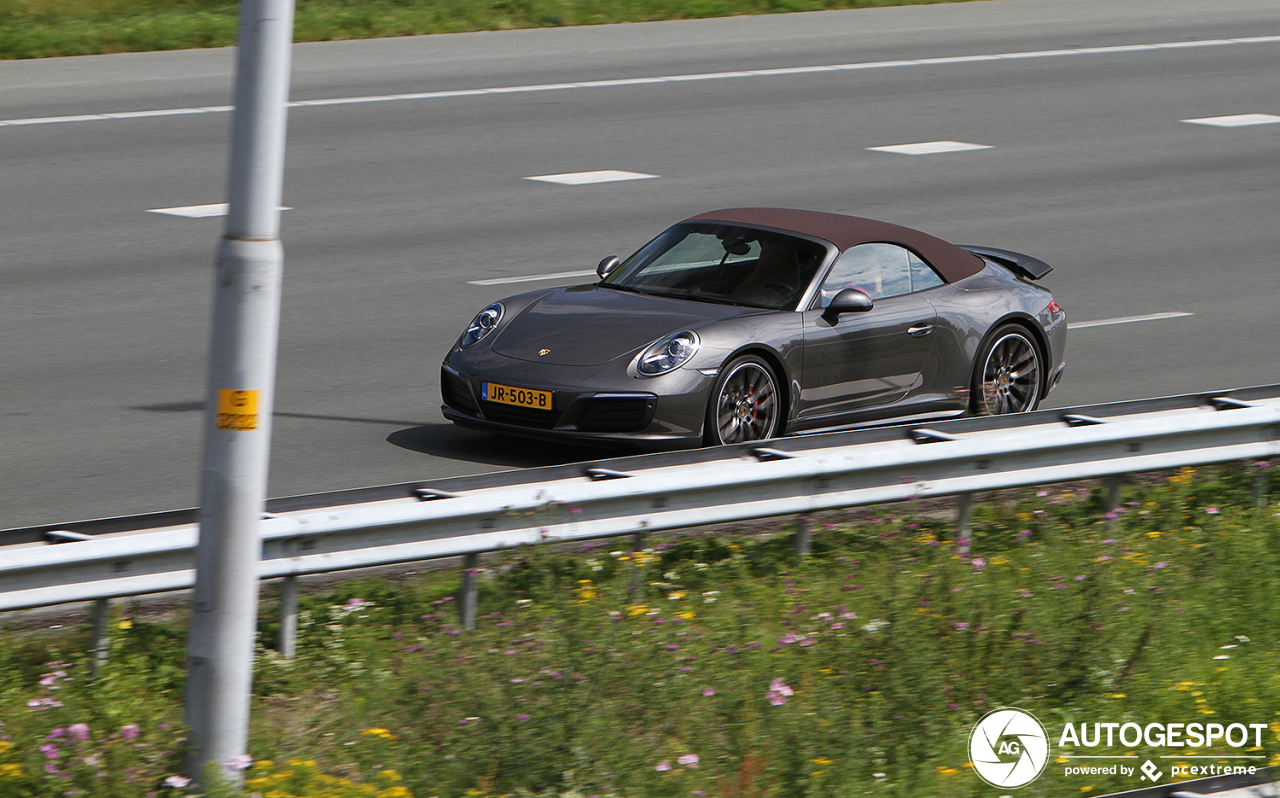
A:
<box><xmin>1</xmin><ymin>463</ymin><xmax>1278</xmax><ymax>797</ymax></box>
<box><xmin>0</xmin><ymin>0</ymin><xmax>979</xmax><ymax>60</ymax></box>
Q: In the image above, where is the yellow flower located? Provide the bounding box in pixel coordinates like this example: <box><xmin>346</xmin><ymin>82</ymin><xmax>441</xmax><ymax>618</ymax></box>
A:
<box><xmin>0</xmin><ymin>741</ymin><xmax>11</xmax><ymax>754</ymax></box>
<box><xmin>377</xmin><ymin>769</ymin><xmax>403</xmax><ymax>783</ymax></box>
<box><xmin>0</xmin><ymin>763</ymin><xmax>24</xmax><ymax>778</ymax></box>
<box><xmin>626</xmin><ymin>604</ymin><xmax>650</xmax><ymax>617</ymax></box>
<box><xmin>936</xmin><ymin>766</ymin><xmax>960</xmax><ymax>776</ymax></box>
<box><xmin>668</xmin><ymin>591</ymin><xmax>685</xmax><ymax>600</ymax></box>
<box><xmin>361</xmin><ymin>727</ymin><xmax>397</xmax><ymax>740</ymax></box>
<box><xmin>1109</xmin><ymin>693</ymin><xmax>1127</xmax><ymax>698</ymax></box>
<box><xmin>676</xmin><ymin>611</ymin><xmax>696</xmax><ymax>620</ymax></box>
<box><xmin>811</xmin><ymin>757</ymin><xmax>834</xmax><ymax>766</ymax></box>
<box><xmin>118</xmin><ymin>619</ymin><xmax>133</xmax><ymax>630</ymax></box>
<box><xmin>377</xmin><ymin>787</ymin><xmax>413</xmax><ymax>798</ymax></box>
<box><xmin>1147</xmin><ymin>531</ymin><xmax>1162</xmax><ymax>539</ymax></box>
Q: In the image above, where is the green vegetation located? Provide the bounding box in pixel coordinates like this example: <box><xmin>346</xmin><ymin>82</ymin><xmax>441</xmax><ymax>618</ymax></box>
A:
<box><xmin>0</xmin><ymin>0</ymin><xmax>979</xmax><ymax>60</ymax></box>
<box><xmin>2</xmin><ymin>464</ymin><xmax>1278</xmax><ymax>797</ymax></box>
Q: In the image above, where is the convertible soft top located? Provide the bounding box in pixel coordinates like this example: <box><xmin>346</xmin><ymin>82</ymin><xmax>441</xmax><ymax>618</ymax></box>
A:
<box><xmin>686</xmin><ymin>207</ymin><xmax>986</xmax><ymax>284</ymax></box>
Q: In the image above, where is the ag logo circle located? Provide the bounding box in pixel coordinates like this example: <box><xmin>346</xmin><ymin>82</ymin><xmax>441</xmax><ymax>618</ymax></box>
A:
<box><xmin>968</xmin><ymin>707</ymin><xmax>1050</xmax><ymax>789</ymax></box>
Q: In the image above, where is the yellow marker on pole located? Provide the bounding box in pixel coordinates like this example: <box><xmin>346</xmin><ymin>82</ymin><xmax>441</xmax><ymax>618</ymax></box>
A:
<box><xmin>216</xmin><ymin>389</ymin><xmax>259</xmax><ymax>430</ymax></box>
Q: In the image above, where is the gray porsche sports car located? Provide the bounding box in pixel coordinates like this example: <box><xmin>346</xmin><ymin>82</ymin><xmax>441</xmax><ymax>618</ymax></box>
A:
<box><xmin>441</xmin><ymin>208</ymin><xmax>1066</xmax><ymax>448</ymax></box>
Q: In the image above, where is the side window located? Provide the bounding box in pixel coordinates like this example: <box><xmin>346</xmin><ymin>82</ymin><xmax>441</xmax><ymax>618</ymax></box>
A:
<box><xmin>818</xmin><ymin>243</ymin><xmax>911</xmax><ymax>306</ymax></box>
<box><xmin>909</xmin><ymin>252</ymin><xmax>945</xmax><ymax>292</ymax></box>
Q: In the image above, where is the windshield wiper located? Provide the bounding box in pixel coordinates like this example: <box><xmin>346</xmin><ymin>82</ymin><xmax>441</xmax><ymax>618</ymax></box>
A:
<box><xmin>599</xmin><ymin>282</ymin><xmax>648</xmax><ymax>295</ymax></box>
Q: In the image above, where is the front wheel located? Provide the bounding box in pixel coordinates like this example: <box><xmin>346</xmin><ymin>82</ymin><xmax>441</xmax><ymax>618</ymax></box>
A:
<box><xmin>704</xmin><ymin>355</ymin><xmax>782</xmax><ymax>445</ymax></box>
<box><xmin>971</xmin><ymin>325</ymin><xmax>1043</xmax><ymax>415</ymax></box>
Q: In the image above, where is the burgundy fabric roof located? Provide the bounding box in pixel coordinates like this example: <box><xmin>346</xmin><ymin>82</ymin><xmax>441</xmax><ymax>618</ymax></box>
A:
<box><xmin>685</xmin><ymin>207</ymin><xmax>985</xmax><ymax>284</ymax></box>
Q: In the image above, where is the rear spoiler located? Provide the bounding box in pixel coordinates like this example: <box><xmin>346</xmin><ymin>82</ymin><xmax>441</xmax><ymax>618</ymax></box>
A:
<box><xmin>959</xmin><ymin>245</ymin><xmax>1053</xmax><ymax>281</ymax></box>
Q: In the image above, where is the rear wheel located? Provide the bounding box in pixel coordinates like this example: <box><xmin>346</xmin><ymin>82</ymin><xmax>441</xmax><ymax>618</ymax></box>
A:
<box><xmin>704</xmin><ymin>355</ymin><xmax>781</xmax><ymax>445</ymax></box>
<box><xmin>972</xmin><ymin>325</ymin><xmax>1042</xmax><ymax>415</ymax></box>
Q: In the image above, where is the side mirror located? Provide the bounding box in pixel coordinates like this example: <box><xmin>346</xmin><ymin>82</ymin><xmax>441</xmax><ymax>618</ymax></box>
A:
<box><xmin>821</xmin><ymin>288</ymin><xmax>874</xmax><ymax>322</ymax></box>
<box><xmin>597</xmin><ymin>256</ymin><xmax>620</xmax><ymax>280</ymax></box>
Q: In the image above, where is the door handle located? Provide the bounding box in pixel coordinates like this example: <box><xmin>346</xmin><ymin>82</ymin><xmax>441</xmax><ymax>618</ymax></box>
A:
<box><xmin>907</xmin><ymin>323</ymin><xmax>934</xmax><ymax>337</ymax></box>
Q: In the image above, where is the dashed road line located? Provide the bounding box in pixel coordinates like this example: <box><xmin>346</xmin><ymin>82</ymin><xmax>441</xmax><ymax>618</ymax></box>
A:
<box><xmin>1067</xmin><ymin>312</ymin><xmax>1193</xmax><ymax>329</ymax></box>
<box><xmin>468</xmin><ymin>270</ymin><xmax>597</xmax><ymax>286</ymax></box>
<box><xmin>525</xmin><ymin>170</ymin><xmax>658</xmax><ymax>185</ymax></box>
<box><xmin>5</xmin><ymin>35</ymin><xmax>1280</xmax><ymax>128</ymax></box>
<box><xmin>1182</xmin><ymin>113</ymin><xmax>1280</xmax><ymax>127</ymax></box>
<box><xmin>868</xmin><ymin>140</ymin><xmax>991</xmax><ymax>155</ymax></box>
<box><xmin>147</xmin><ymin>203</ymin><xmax>292</xmax><ymax>217</ymax></box>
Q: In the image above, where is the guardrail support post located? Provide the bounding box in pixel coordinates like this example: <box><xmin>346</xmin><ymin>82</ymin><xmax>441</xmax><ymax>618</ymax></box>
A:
<box><xmin>277</xmin><ymin>576</ymin><xmax>298</xmax><ymax>659</ymax></box>
<box><xmin>460</xmin><ymin>554</ymin><xmax>479</xmax><ymax>632</ymax></box>
<box><xmin>955</xmin><ymin>494</ymin><xmax>973</xmax><ymax>556</ymax></box>
<box><xmin>628</xmin><ymin>532</ymin><xmax>647</xmax><ymax>594</ymax></box>
<box><xmin>1105</xmin><ymin>476</ymin><xmax>1122</xmax><ymax>530</ymax></box>
<box><xmin>793</xmin><ymin>516</ymin><xmax>811</xmax><ymax>557</ymax></box>
<box><xmin>1255</xmin><ymin>468</ymin><xmax>1269</xmax><ymax>508</ymax></box>
<box><xmin>89</xmin><ymin>599</ymin><xmax>111</xmax><ymax>676</ymax></box>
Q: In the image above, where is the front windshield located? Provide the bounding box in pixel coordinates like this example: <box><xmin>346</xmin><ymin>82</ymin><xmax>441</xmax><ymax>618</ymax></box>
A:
<box><xmin>602</xmin><ymin>222</ymin><xmax>830</xmax><ymax>310</ymax></box>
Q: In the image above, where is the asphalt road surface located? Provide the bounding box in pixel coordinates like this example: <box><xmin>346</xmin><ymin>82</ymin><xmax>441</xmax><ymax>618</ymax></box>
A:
<box><xmin>3</xmin><ymin>0</ymin><xmax>1279</xmax><ymax>528</ymax></box>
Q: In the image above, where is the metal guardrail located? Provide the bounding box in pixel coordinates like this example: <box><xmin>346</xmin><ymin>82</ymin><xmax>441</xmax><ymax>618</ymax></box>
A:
<box><xmin>1095</xmin><ymin>769</ymin><xmax>1277</xmax><ymax>798</ymax></box>
<box><xmin>6</xmin><ymin>383</ymin><xmax>1280</xmax><ymax>549</ymax></box>
<box><xmin>3</xmin><ymin>385</ymin><xmax>1278</xmax><ymax>614</ymax></box>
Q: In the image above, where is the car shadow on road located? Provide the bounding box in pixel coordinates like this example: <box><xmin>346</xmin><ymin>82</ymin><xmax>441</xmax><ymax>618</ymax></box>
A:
<box><xmin>386</xmin><ymin>424</ymin><xmax>615</xmax><ymax>469</ymax></box>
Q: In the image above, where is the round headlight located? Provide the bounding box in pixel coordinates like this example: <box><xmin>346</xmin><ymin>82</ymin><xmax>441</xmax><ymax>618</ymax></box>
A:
<box><xmin>461</xmin><ymin>303</ymin><xmax>503</xmax><ymax>347</ymax></box>
<box><xmin>637</xmin><ymin>331</ymin><xmax>699</xmax><ymax>376</ymax></box>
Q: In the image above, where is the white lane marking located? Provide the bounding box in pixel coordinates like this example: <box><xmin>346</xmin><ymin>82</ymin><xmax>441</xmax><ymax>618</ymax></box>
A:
<box><xmin>147</xmin><ymin>203</ymin><xmax>292</xmax><ymax>218</ymax></box>
<box><xmin>468</xmin><ymin>269</ymin><xmax>597</xmax><ymax>286</ymax></box>
<box><xmin>5</xmin><ymin>35</ymin><xmax>1280</xmax><ymax>128</ymax></box>
<box><xmin>1068</xmin><ymin>311</ymin><xmax>1193</xmax><ymax>329</ymax></box>
<box><xmin>525</xmin><ymin>170</ymin><xmax>658</xmax><ymax>185</ymax></box>
<box><xmin>868</xmin><ymin>140</ymin><xmax>991</xmax><ymax>155</ymax></box>
<box><xmin>1183</xmin><ymin>113</ymin><xmax>1280</xmax><ymax>127</ymax></box>
<box><xmin>4</xmin><ymin>106</ymin><xmax>233</xmax><ymax>126</ymax></box>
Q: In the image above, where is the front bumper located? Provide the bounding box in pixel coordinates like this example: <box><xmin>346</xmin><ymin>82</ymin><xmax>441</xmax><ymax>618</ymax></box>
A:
<box><xmin>440</xmin><ymin>358</ymin><xmax>713</xmax><ymax>447</ymax></box>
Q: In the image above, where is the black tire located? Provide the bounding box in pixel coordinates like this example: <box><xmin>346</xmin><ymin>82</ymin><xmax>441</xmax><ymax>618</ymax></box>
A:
<box><xmin>704</xmin><ymin>355</ymin><xmax>782</xmax><ymax>445</ymax></box>
<box><xmin>971</xmin><ymin>324</ymin><xmax>1043</xmax><ymax>415</ymax></box>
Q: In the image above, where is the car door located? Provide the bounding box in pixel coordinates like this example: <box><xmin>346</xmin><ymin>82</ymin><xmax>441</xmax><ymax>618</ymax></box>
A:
<box><xmin>797</xmin><ymin>243</ymin><xmax>938</xmax><ymax>419</ymax></box>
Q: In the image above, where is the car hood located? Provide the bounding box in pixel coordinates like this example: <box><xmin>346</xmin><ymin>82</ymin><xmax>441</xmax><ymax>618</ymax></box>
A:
<box><xmin>490</xmin><ymin>285</ymin><xmax>760</xmax><ymax>366</ymax></box>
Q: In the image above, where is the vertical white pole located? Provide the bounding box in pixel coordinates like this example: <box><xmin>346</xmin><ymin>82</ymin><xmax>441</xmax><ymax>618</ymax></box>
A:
<box><xmin>183</xmin><ymin>0</ymin><xmax>293</xmax><ymax>781</ymax></box>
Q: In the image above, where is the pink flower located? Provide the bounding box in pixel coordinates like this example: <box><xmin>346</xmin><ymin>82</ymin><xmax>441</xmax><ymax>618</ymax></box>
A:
<box><xmin>971</xmin><ymin>558</ymin><xmax>986</xmax><ymax>571</ymax></box>
<box><xmin>40</xmin><ymin>743</ymin><xmax>60</xmax><ymax>760</ymax></box>
<box><xmin>1206</xmin><ymin>507</ymin><xmax>1219</xmax><ymax>515</ymax></box>
<box><xmin>702</xmin><ymin>688</ymin><xmax>716</xmax><ymax>697</ymax></box>
<box><xmin>164</xmin><ymin>775</ymin><xmax>192</xmax><ymax>788</ymax></box>
<box><xmin>655</xmin><ymin>761</ymin><xmax>672</xmax><ymax>772</ymax></box>
<box><xmin>68</xmin><ymin>723</ymin><xmax>90</xmax><ymax>741</ymax></box>
<box><xmin>767</xmin><ymin>678</ymin><xmax>794</xmax><ymax>705</ymax></box>
<box><xmin>120</xmin><ymin>724</ymin><xmax>140</xmax><ymax>740</ymax></box>
<box><xmin>225</xmin><ymin>754</ymin><xmax>252</xmax><ymax>771</ymax></box>
<box><xmin>678</xmin><ymin>753</ymin><xmax>700</xmax><ymax>768</ymax></box>
<box><xmin>516</xmin><ymin>714</ymin><xmax>530</xmax><ymax>721</ymax></box>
